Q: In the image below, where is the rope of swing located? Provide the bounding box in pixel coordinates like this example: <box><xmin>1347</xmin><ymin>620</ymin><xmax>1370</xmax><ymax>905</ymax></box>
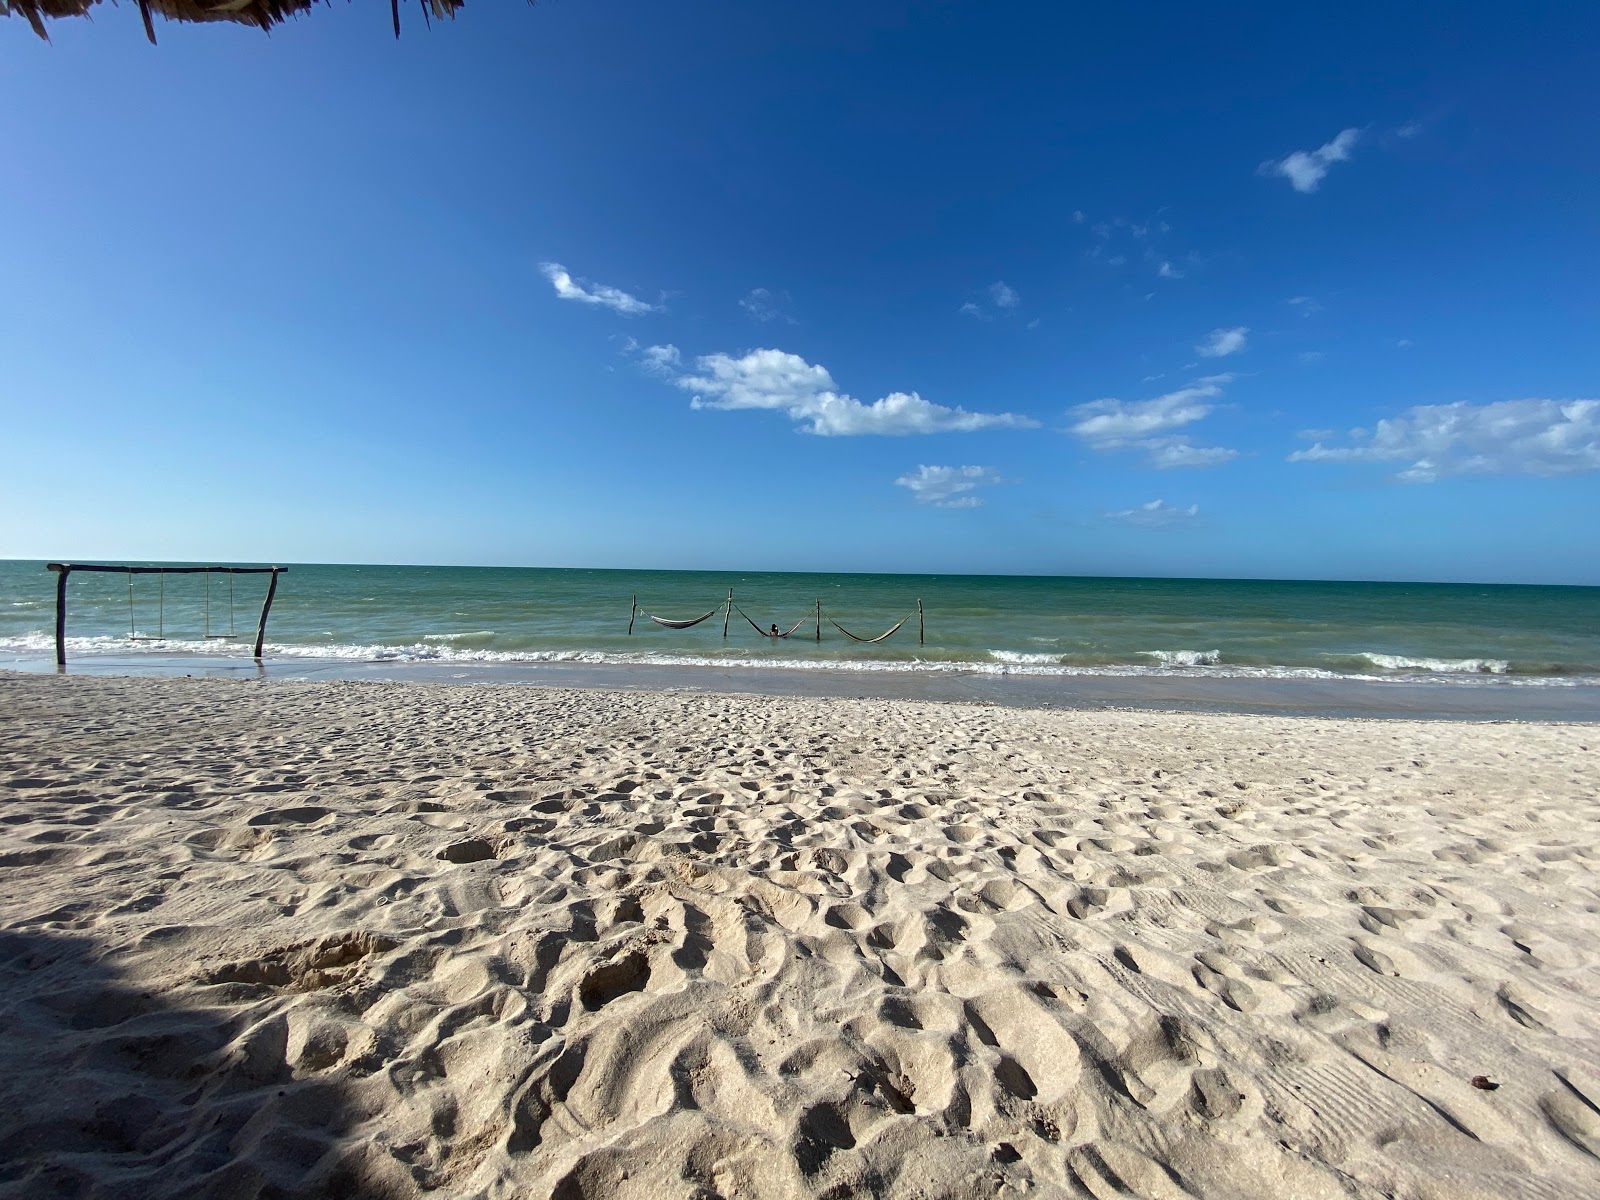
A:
<box><xmin>127</xmin><ymin>568</ymin><xmax>165</xmax><ymax>640</ymax></box>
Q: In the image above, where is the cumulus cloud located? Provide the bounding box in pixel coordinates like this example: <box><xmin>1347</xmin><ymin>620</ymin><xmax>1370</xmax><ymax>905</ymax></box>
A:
<box><xmin>1106</xmin><ymin>499</ymin><xmax>1199</xmax><ymax>527</ymax></box>
<box><xmin>959</xmin><ymin>302</ymin><xmax>986</xmax><ymax>319</ymax></box>
<box><xmin>540</xmin><ymin>262</ymin><xmax>658</xmax><ymax>315</ymax></box>
<box><xmin>1069</xmin><ymin>377</ymin><xmax>1238</xmax><ymax>469</ymax></box>
<box><xmin>1196</xmin><ymin>326</ymin><xmax>1248</xmax><ymax>358</ymax></box>
<box><xmin>739</xmin><ymin>287</ymin><xmax>794</xmax><ymax>324</ymax></box>
<box><xmin>1157</xmin><ymin>261</ymin><xmax>1183</xmax><ymax>279</ymax></box>
<box><xmin>1261</xmin><ymin>128</ymin><xmax>1361</xmax><ymax>193</ymax></box>
<box><xmin>1289</xmin><ymin>398</ymin><xmax>1600</xmax><ymax>482</ymax></box>
<box><xmin>894</xmin><ymin>465</ymin><xmax>1008</xmax><ymax>508</ymax></box>
<box><xmin>988</xmin><ymin>281</ymin><xmax>1019</xmax><ymax>308</ymax></box>
<box><xmin>666</xmin><ymin>348</ymin><xmax>1038</xmax><ymax>437</ymax></box>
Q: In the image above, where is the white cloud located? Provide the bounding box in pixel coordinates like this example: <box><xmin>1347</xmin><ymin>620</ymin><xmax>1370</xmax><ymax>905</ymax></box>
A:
<box><xmin>1287</xmin><ymin>295</ymin><xmax>1321</xmax><ymax>315</ymax></box>
<box><xmin>1157</xmin><ymin>261</ymin><xmax>1183</xmax><ymax>279</ymax></box>
<box><xmin>1298</xmin><ymin>350</ymin><xmax>1326</xmax><ymax>364</ymax></box>
<box><xmin>540</xmin><ymin>262</ymin><xmax>658</xmax><ymax>315</ymax></box>
<box><xmin>1289</xmin><ymin>398</ymin><xmax>1600</xmax><ymax>482</ymax></box>
<box><xmin>1147</xmin><ymin>442</ymin><xmax>1238</xmax><ymax>469</ymax></box>
<box><xmin>669</xmin><ymin>348</ymin><xmax>1039</xmax><ymax>437</ymax></box>
<box><xmin>1072</xmin><ymin>210</ymin><xmax>1087</xmax><ymax>223</ymax></box>
<box><xmin>1071</xmin><ymin>380</ymin><xmax>1223</xmax><ymax>443</ymax></box>
<box><xmin>1106</xmin><ymin>499</ymin><xmax>1199</xmax><ymax>527</ymax></box>
<box><xmin>1069</xmin><ymin>377</ymin><xmax>1238</xmax><ymax>469</ymax></box>
<box><xmin>640</xmin><ymin>343</ymin><xmax>680</xmax><ymax>375</ymax></box>
<box><xmin>740</xmin><ymin>287</ymin><xmax>794</xmax><ymax>324</ymax></box>
<box><xmin>895</xmin><ymin>465</ymin><xmax>1008</xmax><ymax>508</ymax></box>
<box><xmin>962</xmin><ymin>282</ymin><xmax>1021</xmax><ymax>319</ymax></box>
<box><xmin>1261</xmin><ymin>128</ymin><xmax>1361</xmax><ymax>193</ymax></box>
<box><xmin>988</xmin><ymin>281</ymin><xmax>1019</xmax><ymax>308</ymax></box>
<box><xmin>1196</xmin><ymin>326</ymin><xmax>1248</xmax><ymax>358</ymax></box>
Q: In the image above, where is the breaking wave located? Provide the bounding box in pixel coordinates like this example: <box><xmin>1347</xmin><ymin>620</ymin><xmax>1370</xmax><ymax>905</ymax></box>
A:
<box><xmin>1357</xmin><ymin>652</ymin><xmax>1510</xmax><ymax>675</ymax></box>
<box><xmin>3</xmin><ymin>632</ymin><xmax>1592</xmax><ymax>687</ymax></box>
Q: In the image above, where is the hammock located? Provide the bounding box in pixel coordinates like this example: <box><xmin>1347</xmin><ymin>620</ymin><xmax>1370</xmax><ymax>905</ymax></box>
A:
<box><xmin>828</xmin><ymin>611</ymin><xmax>914</xmax><ymax>644</ymax></box>
<box><xmin>647</xmin><ymin>605</ymin><xmax>724</xmax><ymax>630</ymax></box>
<box><xmin>733</xmin><ymin>605</ymin><xmax>809</xmax><ymax>639</ymax></box>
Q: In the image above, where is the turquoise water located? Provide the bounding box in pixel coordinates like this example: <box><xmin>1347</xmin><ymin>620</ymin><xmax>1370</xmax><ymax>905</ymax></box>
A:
<box><xmin>3</xmin><ymin>561</ymin><xmax>1598</xmax><ymax>685</ymax></box>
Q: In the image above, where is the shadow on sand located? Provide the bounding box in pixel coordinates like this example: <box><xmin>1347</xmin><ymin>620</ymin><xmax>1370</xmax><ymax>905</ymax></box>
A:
<box><xmin>0</xmin><ymin>927</ymin><xmax>405</xmax><ymax>1199</ymax></box>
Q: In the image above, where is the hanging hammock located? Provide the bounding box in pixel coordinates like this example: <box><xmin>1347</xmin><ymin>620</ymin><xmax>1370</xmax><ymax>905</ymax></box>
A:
<box><xmin>646</xmin><ymin>605</ymin><xmax>724</xmax><ymax>630</ymax></box>
<box><xmin>828</xmin><ymin>610</ymin><xmax>915</xmax><ymax>644</ymax></box>
<box><xmin>732</xmin><ymin>604</ymin><xmax>810</xmax><ymax>639</ymax></box>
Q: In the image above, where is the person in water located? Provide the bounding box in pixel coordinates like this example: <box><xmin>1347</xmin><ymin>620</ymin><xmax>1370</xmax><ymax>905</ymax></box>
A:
<box><xmin>769</xmin><ymin>624</ymin><xmax>781</xmax><ymax>638</ymax></box>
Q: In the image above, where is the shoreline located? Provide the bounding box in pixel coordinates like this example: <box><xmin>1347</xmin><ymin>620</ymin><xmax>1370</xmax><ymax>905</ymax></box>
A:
<box><xmin>6</xmin><ymin>651</ymin><xmax>1600</xmax><ymax>722</ymax></box>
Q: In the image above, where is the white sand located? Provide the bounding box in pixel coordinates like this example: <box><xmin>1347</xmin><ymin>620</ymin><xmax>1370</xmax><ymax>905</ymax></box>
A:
<box><xmin>1</xmin><ymin>672</ymin><xmax>1598</xmax><ymax>1199</ymax></box>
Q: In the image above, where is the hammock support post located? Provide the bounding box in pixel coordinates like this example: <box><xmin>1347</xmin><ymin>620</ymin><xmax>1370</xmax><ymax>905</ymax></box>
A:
<box><xmin>723</xmin><ymin>589</ymin><xmax>732</xmax><ymax>639</ymax></box>
<box><xmin>627</xmin><ymin>596</ymin><xmax>637</xmax><ymax>636</ymax></box>
<box><xmin>53</xmin><ymin>565</ymin><xmax>70</xmax><ymax>668</ymax></box>
<box><xmin>46</xmin><ymin>564</ymin><xmax>288</xmax><ymax>666</ymax></box>
<box><xmin>816</xmin><ymin>599</ymin><xmax>821</xmax><ymax>642</ymax></box>
<box><xmin>919</xmin><ymin>599</ymin><xmax>924</xmax><ymax>645</ymax></box>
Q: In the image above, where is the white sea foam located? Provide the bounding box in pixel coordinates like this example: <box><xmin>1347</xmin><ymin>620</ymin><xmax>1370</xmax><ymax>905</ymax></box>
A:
<box><xmin>0</xmin><ymin>634</ymin><xmax>1584</xmax><ymax>686</ymax></box>
<box><xmin>1144</xmin><ymin>649</ymin><xmax>1222</xmax><ymax>667</ymax></box>
<box><xmin>420</xmin><ymin>631</ymin><xmax>497</xmax><ymax>642</ymax></box>
<box><xmin>1358</xmin><ymin>653</ymin><xmax>1510</xmax><ymax>675</ymax></box>
<box><xmin>988</xmin><ymin>650</ymin><xmax>1063</xmax><ymax>665</ymax></box>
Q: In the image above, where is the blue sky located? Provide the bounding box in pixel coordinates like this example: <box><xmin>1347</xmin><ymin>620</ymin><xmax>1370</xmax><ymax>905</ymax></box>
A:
<box><xmin>2</xmin><ymin>1</ymin><xmax>1596</xmax><ymax>582</ymax></box>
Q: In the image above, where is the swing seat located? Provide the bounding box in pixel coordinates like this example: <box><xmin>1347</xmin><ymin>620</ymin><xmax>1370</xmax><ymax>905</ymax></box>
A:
<box><xmin>203</xmin><ymin>633</ymin><xmax>239</xmax><ymax>640</ymax></box>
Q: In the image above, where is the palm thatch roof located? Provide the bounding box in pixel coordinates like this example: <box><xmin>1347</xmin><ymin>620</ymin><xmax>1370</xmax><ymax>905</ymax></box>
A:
<box><xmin>3</xmin><ymin>0</ymin><xmax>472</xmax><ymax>43</ymax></box>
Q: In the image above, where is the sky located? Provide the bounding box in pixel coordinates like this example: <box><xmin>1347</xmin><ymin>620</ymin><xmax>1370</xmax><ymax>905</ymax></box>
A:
<box><xmin>1</xmin><ymin>1</ymin><xmax>1597</xmax><ymax>583</ymax></box>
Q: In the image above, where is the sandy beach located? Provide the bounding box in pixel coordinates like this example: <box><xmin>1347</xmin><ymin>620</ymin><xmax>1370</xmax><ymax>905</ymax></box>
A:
<box><xmin>2</xmin><ymin>670</ymin><xmax>1597</xmax><ymax>1199</ymax></box>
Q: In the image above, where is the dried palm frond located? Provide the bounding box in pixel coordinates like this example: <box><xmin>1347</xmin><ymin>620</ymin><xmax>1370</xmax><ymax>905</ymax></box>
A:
<box><xmin>2</xmin><ymin>0</ymin><xmax>479</xmax><ymax>44</ymax></box>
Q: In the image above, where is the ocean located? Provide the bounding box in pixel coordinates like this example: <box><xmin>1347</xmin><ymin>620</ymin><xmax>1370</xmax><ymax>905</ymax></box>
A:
<box><xmin>4</xmin><ymin>561</ymin><xmax>1599</xmax><ymax>688</ymax></box>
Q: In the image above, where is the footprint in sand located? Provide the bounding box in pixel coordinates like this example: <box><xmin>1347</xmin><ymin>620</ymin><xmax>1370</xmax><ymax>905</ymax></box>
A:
<box><xmin>246</xmin><ymin>805</ymin><xmax>333</xmax><ymax>827</ymax></box>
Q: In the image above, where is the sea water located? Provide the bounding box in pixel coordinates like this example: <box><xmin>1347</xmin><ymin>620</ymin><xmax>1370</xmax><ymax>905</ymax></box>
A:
<box><xmin>4</xmin><ymin>561</ymin><xmax>1598</xmax><ymax>687</ymax></box>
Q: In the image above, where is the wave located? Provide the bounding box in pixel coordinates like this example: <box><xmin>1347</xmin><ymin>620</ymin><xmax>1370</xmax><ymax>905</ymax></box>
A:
<box><xmin>3</xmin><ymin>634</ymin><xmax>1593</xmax><ymax>687</ymax></box>
<box><xmin>1356</xmin><ymin>652</ymin><xmax>1510</xmax><ymax>675</ymax></box>
<box><xmin>420</xmin><ymin>631</ymin><xmax>497</xmax><ymax>642</ymax></box>
<box><xmin>1144</xmin><ymin>649</ymin><xmax>1222</xmax><ymax>667</ymax></box>
<box><xmin>988</xmin><ymin>650</ymin><xmax>1063</xmax><ymax>665</ymax></box>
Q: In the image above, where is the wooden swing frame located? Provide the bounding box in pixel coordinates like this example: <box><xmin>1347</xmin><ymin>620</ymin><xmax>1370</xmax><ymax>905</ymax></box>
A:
<box><xmin>46</xmin><ymin>564</ymin><xmax>287</xmax><ymax>666</ymax></box>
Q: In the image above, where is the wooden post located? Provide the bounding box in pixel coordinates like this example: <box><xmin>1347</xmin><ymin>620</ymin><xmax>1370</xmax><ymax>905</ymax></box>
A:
<box><xmin>723</xmin><ymin>589</ymin><xmax>732</xmax><ymax>638</ymax></box>
<box><xmin>627</xmin><ymin>596</ymin><xmax>637</xmax><ymax>636</ymax></box>
<box><xmin>918</xmin><ymin>599</ymin><xmax>924</xmax><ymax>645</ymax></box>
<box><xmin>816</xmin><ymin>598</ymin><xmax>821</xmax><ymax>641</ymax></box>
<box><xmin>252</xmin><ymin>568</ymin><xmax>281</xmax><ymax>659</ymax></box>
<box><xmin>53</xmin><ymin>565</ymin><xmax>70</xmax><ymax>667</ymax></box>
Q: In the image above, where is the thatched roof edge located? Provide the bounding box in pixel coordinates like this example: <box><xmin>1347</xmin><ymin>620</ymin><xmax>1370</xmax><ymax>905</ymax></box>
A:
<box><xmin>1</xmin><ymin>0</ymin><xmax>476</xmax><ymax>44</ymax></box>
